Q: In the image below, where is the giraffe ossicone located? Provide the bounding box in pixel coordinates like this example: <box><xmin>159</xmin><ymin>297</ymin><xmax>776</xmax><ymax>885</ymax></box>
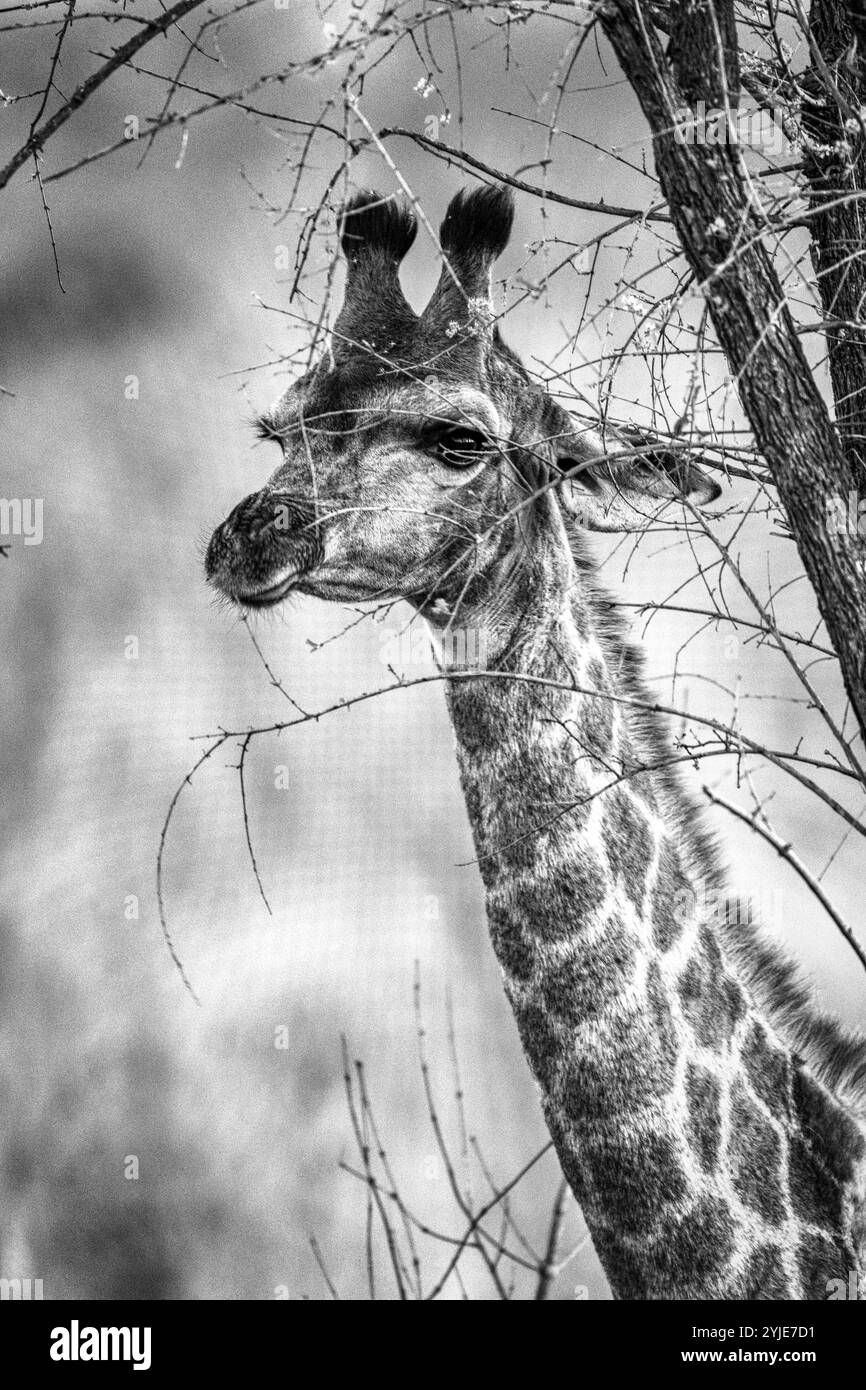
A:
<box><xmin>206</xmin><ymin>185</ymin><xmax>866</xmax><ymax>1300</ymax></box>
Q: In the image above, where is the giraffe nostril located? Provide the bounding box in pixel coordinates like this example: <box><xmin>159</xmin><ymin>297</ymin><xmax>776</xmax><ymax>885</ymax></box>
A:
<box><xmin>205</xmin><ymin>489</ymin><xmax>323</xmax><ymax>599</ymax></box>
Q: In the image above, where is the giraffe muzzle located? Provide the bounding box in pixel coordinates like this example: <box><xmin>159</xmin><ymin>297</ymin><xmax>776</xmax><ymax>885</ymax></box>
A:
<box><xmin>205</xmin><ymin>491</ymin><xmax>324</xmax><ymax>608</ymax></box>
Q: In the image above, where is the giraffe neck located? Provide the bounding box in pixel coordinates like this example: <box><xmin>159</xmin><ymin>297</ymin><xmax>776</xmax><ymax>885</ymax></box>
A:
<box><xmin>437</xmin><ymin>527</ymin><xmax>866</xmax><ymax>1300</ymax></box>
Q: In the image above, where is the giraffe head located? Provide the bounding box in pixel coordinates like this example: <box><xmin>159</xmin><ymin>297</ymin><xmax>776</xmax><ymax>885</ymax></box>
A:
<box><xmin>205</xmin><ymin>186</ymin><xmax>720</xmax><ymax>634</ymax></box>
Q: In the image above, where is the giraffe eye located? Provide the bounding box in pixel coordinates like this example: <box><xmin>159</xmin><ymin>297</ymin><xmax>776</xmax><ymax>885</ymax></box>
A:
<box><xmin>431</xmin><ymin>424</ymin><xmax>491</xmax><ymax>468</ymax></box>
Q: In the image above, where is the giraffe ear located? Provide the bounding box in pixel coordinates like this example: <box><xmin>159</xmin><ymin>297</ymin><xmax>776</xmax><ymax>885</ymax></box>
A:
<box><xmin>554</xmin><ymin>421</ymin><xmax>722</xmax><ymax>532</ymax></box>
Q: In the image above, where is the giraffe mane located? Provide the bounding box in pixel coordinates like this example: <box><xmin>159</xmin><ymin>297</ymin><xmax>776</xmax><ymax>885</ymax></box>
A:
<box><xmin>563</xmin><ymin>532</ymin><xmax>866</xmax><ymax>1120</ymax></box>
<box><xmin>718</xmin><ymin>921</ymin><xmax>866</xmax><ymax>1116</ymax></box>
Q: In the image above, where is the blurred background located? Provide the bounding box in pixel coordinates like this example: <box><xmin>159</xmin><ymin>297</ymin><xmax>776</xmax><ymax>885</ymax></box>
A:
<box><xmin>1</xmin><ymin>0</ymin><xmax>864</xmax><ymax>1299</ymax></box>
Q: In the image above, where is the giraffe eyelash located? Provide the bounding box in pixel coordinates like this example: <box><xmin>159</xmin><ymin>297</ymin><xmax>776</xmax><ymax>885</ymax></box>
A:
<box><xmin>252</xmin><ymin>414</ymin><xmax>284</xmax><ymax>444</ymax></box>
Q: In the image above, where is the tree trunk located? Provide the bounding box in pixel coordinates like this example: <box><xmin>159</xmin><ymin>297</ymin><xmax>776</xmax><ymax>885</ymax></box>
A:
<box><xmin>802</xmin><ymin>0</ymin><xmax>866</xmax><ymax>493</ymax></box>
<box><xmin>598</xmin><ymin>0</ymin><xmax>866</xmax><ymax>753</ymax></box>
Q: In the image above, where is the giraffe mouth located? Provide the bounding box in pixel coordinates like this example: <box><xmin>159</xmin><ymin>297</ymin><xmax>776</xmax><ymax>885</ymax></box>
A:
<box><xmin>232</xmin><ymin>569</ymin><xmax>300</xmax><ymax>608</ymax></box>
<box><xmin>205</xmin><ymin>490</ymin><xmax>325</xmax><ymax>610</ymax></box>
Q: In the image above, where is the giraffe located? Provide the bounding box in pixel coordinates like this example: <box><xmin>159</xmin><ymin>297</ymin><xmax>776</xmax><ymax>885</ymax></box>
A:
<box><xmin>205</xmin><ymin>186</ymin><xmax>866</xmax><ymax>1299</ymax></box>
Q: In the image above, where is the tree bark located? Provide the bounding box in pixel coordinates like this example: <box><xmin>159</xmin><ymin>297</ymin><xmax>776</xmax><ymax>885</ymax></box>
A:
<box><xmin>598</xmin><ymin>0</ymin><xmax>866</xmax><ymax>753</ymax></box>
<box><xmin>802</xmin><ymin>0</ymin><xmax>866</xmax><ymax>492</ymax></box>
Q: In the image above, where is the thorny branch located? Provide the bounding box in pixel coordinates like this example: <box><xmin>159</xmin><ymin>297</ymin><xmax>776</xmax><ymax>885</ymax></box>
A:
<box><xmin>8</xmin><ymin>0</ymin><xmax>866</xmax><ymax>1298</ymax></box>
